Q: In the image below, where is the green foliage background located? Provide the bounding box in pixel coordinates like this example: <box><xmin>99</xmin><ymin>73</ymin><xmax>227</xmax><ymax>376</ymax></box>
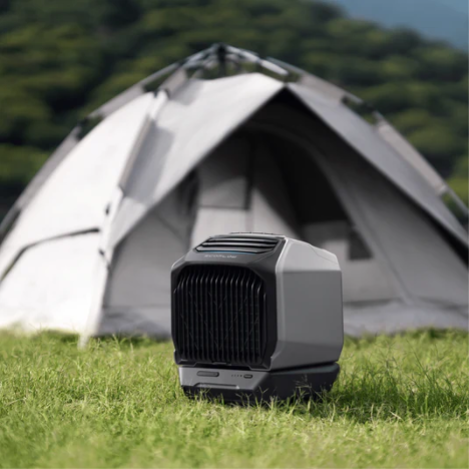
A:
<box><xmin>0</xmin><ymin>0</ymin><xmax>467</xmax><ymax>220</ymax></box>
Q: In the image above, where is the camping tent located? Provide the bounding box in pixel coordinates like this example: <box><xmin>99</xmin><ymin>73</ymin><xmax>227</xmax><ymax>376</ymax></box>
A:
<box><xmin>0</xmin><ymin>44</ymin><xmax>467</xmax><ymax>339</ymax></box>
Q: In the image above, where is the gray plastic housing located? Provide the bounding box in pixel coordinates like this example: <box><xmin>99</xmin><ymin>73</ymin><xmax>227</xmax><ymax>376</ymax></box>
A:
<box><xmin>270</xmin><ymin>237</ymin><xmax>343</xmax><ymax>370</ymax></box>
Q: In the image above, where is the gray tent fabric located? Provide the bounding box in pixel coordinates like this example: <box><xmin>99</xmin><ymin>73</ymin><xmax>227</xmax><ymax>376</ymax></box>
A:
<box><xmin>101</xmin><ymin>180</ymin><xmax>197</xmax><ymax>336</ymax></box>
<box><xmin>287</xmin><ymin>83</ymin><xmax>468</xmax><ymax>246</ymax></box>
<box><xmin>191</xmin><ymin>133</ymin><xmax>300</xmax><ymax>245</ymax></box>
<box><xmin>0</xmin><ymin>44</ymin><xmax>466</xmax><ymax>339</ymax></box>
<box><xmin>109</xmin><ymin>73</ymin><xmax>283</xmax><ymax>249</ymax></box>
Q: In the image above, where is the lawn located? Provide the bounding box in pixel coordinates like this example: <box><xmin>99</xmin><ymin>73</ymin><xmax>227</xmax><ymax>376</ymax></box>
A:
<box><xmin>0</xmin><ymin>330</ymin><xmax>467</xmax><ymax>468</ymax></box>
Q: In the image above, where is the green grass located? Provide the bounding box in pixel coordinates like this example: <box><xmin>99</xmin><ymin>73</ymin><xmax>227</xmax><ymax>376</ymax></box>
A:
<box><xmin>0</xmin><ymin>330</ymin><xmax>467</xmax><ymax>468</ymax></box>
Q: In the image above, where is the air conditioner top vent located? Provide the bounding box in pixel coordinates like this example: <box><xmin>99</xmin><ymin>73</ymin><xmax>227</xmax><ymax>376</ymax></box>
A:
<box><xmin>195</xmin><ymin>234</ymin><xmax>281</xmax><ymax>254</ymax></box>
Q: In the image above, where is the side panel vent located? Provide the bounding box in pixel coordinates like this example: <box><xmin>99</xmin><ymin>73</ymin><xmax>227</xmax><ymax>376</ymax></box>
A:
<box><xmin>196</xmin><ymin>235</ymin><xmax>279</xmax><ymax>254</ymax></box>
<box><xmin>173</xmin><ymin>265</ymin><xmax>268</xmax><ymax>368</ymax></box>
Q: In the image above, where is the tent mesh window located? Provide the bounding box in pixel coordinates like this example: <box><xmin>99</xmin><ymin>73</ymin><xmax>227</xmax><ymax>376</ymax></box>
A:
<box><xmin>173</xmin><ymin>264</ymin><xmax>267</xmax><ymax>367</ymax></box>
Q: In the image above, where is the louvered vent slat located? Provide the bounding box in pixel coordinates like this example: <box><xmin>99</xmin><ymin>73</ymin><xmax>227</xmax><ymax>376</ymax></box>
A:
<box><xmin>196</xmin><ymin>235</ymin><xmax>279</xmax><ymax>254</ymax></box>
<box><xmin>173</xmin><ymin>265</ymin><xmax>267</xmax><ymax>368</ymax></box>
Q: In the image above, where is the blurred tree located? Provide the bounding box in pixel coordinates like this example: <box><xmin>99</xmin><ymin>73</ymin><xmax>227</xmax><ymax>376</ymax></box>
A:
<box><xmin>408</xmin><ymin>126</ymin><xmax>466</xmax><ymax>174</ymax></box>
<box><xmin>0</xmin><ymin>144</ymin><xmax>48</xmax><ymax>193</ymax></box>
<box><xmin>380</xmin><ymin>56</ymin><xmax>419</xmax><ymax>81</ymax></box>
<box><xmin>390</xmin><ymin>109</ymin><xmax>438</xmax><ymax>134</ymax></box>
<box><xmin>416</xmin><ymin>47</ymin><xmax>467</xmax><ymax>82</ymax></box>
<box><xmin>0</xmin><ymin>23</ymin><xmax>104</xmax><ymax>147</ymax></box>
<box><xmin>448</xmin><ymin>158</ymin><xmax>469</xmax><ymax>206</ymax></box>
<box><xmin>454</xmin><ymin>157</ymin><xmax>468</xmax><ymax>179</ymax></box>
<box><xmin>359</xmin><ymin>83</ymin><xmax>412</xmax><ymax>113</ymax></box>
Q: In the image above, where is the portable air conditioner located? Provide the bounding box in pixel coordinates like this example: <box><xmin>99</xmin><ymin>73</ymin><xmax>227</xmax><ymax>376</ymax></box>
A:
<box><xmin>171</xmin><ymin>233</ymin><xmax>343</xmax><ymax>402</ymax></box>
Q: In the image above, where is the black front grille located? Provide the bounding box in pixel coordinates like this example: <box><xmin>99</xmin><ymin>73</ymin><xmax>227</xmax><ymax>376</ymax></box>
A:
<box><xmin>196</xmin><ymin>235</ymin><xmax>279</xmax><ymax>254</ymax></box>
<box><xmin>173</xmin><ymin>265</ymin><xmax>268</xmax><ymax>368</ymax></box>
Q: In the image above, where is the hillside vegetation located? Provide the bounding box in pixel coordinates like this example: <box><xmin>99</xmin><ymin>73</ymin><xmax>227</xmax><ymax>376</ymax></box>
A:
<box><xmin>0</xmin><ymin>0</ymin><xmax>467</xmax><ymax>219</ymax></box>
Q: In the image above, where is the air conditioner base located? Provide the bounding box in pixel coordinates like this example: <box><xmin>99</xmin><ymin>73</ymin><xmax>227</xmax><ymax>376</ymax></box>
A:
<box><xmin>179</xmin><ymin>362</ymin><xmax>340</xmax><ymax>403</ymax></box>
